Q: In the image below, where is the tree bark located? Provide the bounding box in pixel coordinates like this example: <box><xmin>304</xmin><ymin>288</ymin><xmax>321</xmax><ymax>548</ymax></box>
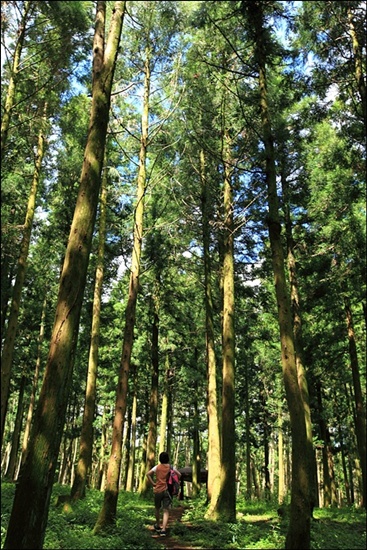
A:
<box><xmin>1</xmin><ymin>110</ymin><xmax>46</xmax><ymax>443</ymax></box>
<box><xmin>199</xmin><ymin>148</ymin><xmax>221</xmax><ymax>516</ymax></box>
<box><xmin>94</xmin><ymin>42</ymin><xmax>150</xmax><ymax>533</ymax></box>
<box><xmin>70</xmin><ymin>153</ymin><xmax>108</xmax><ymax>501</ymax></box>
<box><xmin>3</xmin><ymin>3</ymin><xmax>125</xmax><ymax>548</ymax></box>
<box><xmin>249</xmin><ymin>3</ymin><xmax>311</xmax><ymax>546</ymax></box>
<box><xmin>345</xmin><ymin>298</ymin><xmax>366</xmax><ymax>508</ymax></box>
<box><xmin>214</xmin><ymin>127</ymin><xmax>236</xmax><ymax>522</ymax></box>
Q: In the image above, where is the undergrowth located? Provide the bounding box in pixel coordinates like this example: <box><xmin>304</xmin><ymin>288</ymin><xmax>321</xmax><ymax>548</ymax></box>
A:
<box><xmin>1</xmin><ymin>482</ymin><xmax>366</xmax><ymax>549</ymax></box>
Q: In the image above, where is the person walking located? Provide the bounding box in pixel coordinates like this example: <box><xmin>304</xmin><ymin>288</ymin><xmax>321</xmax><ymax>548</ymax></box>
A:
<box><xmin>146</xmin><ymin>451</ymin><xmax>181</xmax><ymax>536</ymax></box>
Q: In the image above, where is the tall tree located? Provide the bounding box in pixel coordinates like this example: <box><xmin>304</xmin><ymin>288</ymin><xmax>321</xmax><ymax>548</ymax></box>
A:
<box><xmin>3</xmin><ymin>2</ymin><xmax>125</xmax><ymax>547</ymax></box>
<box><xmin>1</xmin><ymin>105</ymin><xmax>48</xmax><ymax>444</ymax></box>
<box><xmin>240</xmin><ymin>1</ymin><xmax>311</xmax><ymax>546</ymax></box>
<box><xmin>70</xmin><ymin>153</ymin><xmax>109</xmax><ymax>501</ymax></box>
<box><xmin>93</xmin><ymin>17</ymin><xmax>151</xmax><ymax>533</ymax></box>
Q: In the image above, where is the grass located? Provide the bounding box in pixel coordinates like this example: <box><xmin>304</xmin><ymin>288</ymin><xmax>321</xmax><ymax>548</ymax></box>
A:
<box><xmin>1</xmin><ymin>482</ymin><xmax>366</xmax><ymax>549</ymax></box>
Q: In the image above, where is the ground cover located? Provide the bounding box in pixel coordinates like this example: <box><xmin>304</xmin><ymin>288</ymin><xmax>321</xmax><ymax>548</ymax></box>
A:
<box><xmin>1</xmin><ymin>482</ymin><xmax>365</xmax><ymax>549</ymax></box>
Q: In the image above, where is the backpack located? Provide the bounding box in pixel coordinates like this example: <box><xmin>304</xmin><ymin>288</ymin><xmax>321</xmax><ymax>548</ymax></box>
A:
<box><xmin>167</xmin><ymin>466</ymin><xmax>180</xmax><ymax>497</ymax></box>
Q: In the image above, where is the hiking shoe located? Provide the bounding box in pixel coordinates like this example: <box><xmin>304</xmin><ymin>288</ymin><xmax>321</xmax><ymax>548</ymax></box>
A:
<box><xmin>154</xmin><ymin>524</ymin><xmax>161</xmax><ymax>532</ymax></box>
<box><xmin>160</xmin><ymin>530</ymin><xmax>167</xmax><ymax>537</ymax></box>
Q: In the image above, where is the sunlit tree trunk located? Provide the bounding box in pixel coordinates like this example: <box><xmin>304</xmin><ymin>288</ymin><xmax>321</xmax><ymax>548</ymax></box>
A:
<box><xmin>126</xmin><ymin>368</ymin><xmax>138</xmax><ymax>492</ymax></box>
<box><xmin>344</xmin><ymin>298</ymin><xmax>366</xmax><ymax>508</ymax></box>
<box><xmin>1</xmin><ymin>109</ymin><xmax>47</xmax><ymax>444</ymax></box>
<box><xmin>282</xmin><ymin>169</ymin><xmax>317</xmax><ymax>513</ymax></box>
<box><xmin>214</xmin><ymin>127</ymin><xmax>236</xmax><ymax>522</ymax></box>
<box><xmin>249</xmin><ymin>3</ymin><xmax>311</xmax><ymax>546</ymax></box>
<box><xmin>71</xmin><ymin>154</ymin><xmax>108</xmax><ymax>501</ymax></box>
<box><xmin>1</xmin><ymin>0</ymin><xmax>33</xmax><ymax>159</ymax></box>
<box><xmin>159</xmin><ymin>354</ymin><xmax>170</xmax><ymax>454</ymax></box>
<box><xmin>93</xmin><ymin>41</ymin><xmax>150</xmax><ymax>532</ymax></box>
<box><xmin>4</xmin><ymin>374</ymin><xmax>26</xmax><ymax>480</ymax></box>
<box><xmin>20</xmin><ymin>295</ymin><xmax>47</xmax><ymax>467</ymax></box>
<box><xmin>199</xmin><ymin>148</ymin><xmax>221</xmax><ymax>515</ymax></box>
<box><xmin>3</xmin><ymin>3</ymin><xmax>125</xmax><ymax>547</ymax></box>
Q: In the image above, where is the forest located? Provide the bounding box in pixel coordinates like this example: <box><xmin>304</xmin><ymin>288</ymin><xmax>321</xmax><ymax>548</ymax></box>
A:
<box><xmin>1</xmin><ymin>1</ymin><xmax>366</xmax><ymax>549</ymax></box>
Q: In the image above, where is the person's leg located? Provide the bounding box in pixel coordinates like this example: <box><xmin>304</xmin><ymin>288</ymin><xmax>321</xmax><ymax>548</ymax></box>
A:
<box><xmin>161</xmin><ymin>507</ymin><xmax>169</xmax><ymax>531</ymax></box>
<box><xmin>155</xmin><ymin>506</ymin><xmax>160</xmax><ymax>527</ymax></box>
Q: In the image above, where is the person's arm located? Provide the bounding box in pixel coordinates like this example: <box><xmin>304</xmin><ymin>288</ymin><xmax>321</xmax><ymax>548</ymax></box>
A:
<box><xmin>173</xmin><ymin>467</ymin><xmax>181</xmax><ymax>479</ymax></box>
<box><xmin>146</xmin><ymin>467</ymin><xmax>156</xmax><ymax>487</ymax></box>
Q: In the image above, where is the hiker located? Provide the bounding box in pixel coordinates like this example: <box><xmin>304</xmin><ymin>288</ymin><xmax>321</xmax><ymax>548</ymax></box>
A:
<box><xmin>146</xmin><ymin>451</ymin><xmax>181</xmax><ymax>537</ymax></box>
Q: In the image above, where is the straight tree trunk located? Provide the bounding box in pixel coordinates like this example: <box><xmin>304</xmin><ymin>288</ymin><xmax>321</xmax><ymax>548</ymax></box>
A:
<box><xmin>159</xmin><ymin>354</ymin><xmax>170</xmax><ymax>454</ymax></box>
<box><xmin>4</xmin><ymin>375</ymin><xmax>26</xmax><ymax>480</ymax></box>
<box><xmin>249</xmin><ymin>3</ymin><xmax>311</xmax><ymax>546</ymax></box>
<box><xmin>1</xmin><ymin>110</ymin><xmax>47</xmax><ymax>444</ymax></box>
<box><xmin>214</xmin><ymin>127</ymin><xmax>236</xmax><ymax>522</ymax></box>
<box><xmin>282</xmin><ymin>169</ymin><xmax>317</xmax><ymax>513</ymax></box>
<box><xmin>3</xmin><ymin>4</ymin><xmax>125</xmax><ymax>547</ymax></box>
<box><xmin>140</xmin><ymin>306</ymin><xmax>159</xmax><ymax>495</ymax></box>
<box><xmin>199</xmin><ymin>148</ymin><xmax>221</xmax><ymax>515</ymax></box>
<box><xmin>126</xmin><ymin>369</ymin><xmax>138</xmax><ymax>491</ymax></box>
<box><xmin>344</xmin><ymin>298</ymin><xmax>366</xmax><ymax>508</ymax></box>
<box><xmin>70</xmin><ymin>154</ymin><xmax>108</xmax><ymax>501</ymax></box>
<box><xmin>20</xmin><ymin>295</ymin><xmax>47</xmax><ymax>467</ymax></box>
<box><xmin>1</xmin><ymin>0</ymin><xmax>33</xmax><ymax>159</ymax></box>
<box><xmin>278</xmin><ymin>409</ymin><xmax>285</xmax><ymax>505</ymax></box>
<box><xmin>93</xmin><ymin>42</ymin><xmax>150</xmax><ymax>533</ymax></box>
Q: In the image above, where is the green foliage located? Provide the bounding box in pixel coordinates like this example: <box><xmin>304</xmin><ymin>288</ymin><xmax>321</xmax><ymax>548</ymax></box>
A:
<box><xmin>2</xmin><ymin>484</ymin><xmax>366</xmax><ymax>549</ymax></box>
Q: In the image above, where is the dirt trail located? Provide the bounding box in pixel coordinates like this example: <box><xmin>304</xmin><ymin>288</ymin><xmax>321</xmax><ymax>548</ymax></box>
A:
<box><xmin>149</xmin><ymin>505</ymin><xmax>199</xmax><ymax>550</ymax></box>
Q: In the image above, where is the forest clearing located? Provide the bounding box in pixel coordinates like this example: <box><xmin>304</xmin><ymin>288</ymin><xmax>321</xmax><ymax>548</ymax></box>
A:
<box><xmin>1</xmin><ymin>1</ymin><xmax>365</xmax><ymax>549</ymax></box>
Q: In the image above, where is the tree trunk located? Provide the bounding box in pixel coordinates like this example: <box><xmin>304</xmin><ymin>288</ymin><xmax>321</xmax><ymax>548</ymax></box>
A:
<box><xmin>70</xmin><ymin>153</ymin><xmax>108</xmax><ymax>501</ymax></box>
<box><xmin>93</xmin><ymin>41</ymin><xmax>150</xmax><ymax>533</ymax></box>
<box><xmin>1</xmin><ymin>111</ymin><xmax>46</xmax><ymax>444</ymax></box>
<box><xmin>140</xmin><ymin>306</ymin><xmax>159</xmax><ymax>496</ymax></box>
<box><xmin>344</xmin><ymin>298</ymin><xmax>366</xmax><ymax>508</ymax></box>
<box><xmin>3</xmin><ymin>4</ymin><xmax>125</xmax><ymax>548</ymax></box>
<box><xmin>199</xmin><ymin>148</ymin><xmax>221</xmax><ymax>515</ymax></box>
<box><xmin>159</xmin><ymin>354</ymin><xmax>170</xmax><ymax>454</ymax></box>
<box><xmin>1</xmin><ymin>0</ymin><xmax>33</xmax><ymax>159</ymax></box>
<box><xmin>282</xmin><ymin>168</ymin><xmax>317</xmax><ymax>513</ymax></box>
<box><xmin>250</xmin><ymin>4</ymin><xmax>311</xmax><ymax>546</ymax></box>
<box><xmin>214</xmin><ymin>126</ymin><xmax>236</xmax><ymax>522</ymax></box>
<box><xmin>4</xmin><ymin>375</ymin><xmax>26</xmax><ymax>480</ymax></box>
<box><xmin>20</xmin><ymin>295</ymin><xmax>47</xmax><ymax>467</ymax></box>
<box><xmin>126</xmin><ymin>369</ymin><xmax>138</xmax><ymax>492</ymax></box>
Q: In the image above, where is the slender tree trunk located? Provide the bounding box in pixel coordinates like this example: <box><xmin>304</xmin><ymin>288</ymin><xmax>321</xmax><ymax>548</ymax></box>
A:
<box><xmin>1</xmin><ymin>109</ymin><xmax>47</xmax><ymax>444</ymax></box>
<box><xmin>20</xmin><ymin>295</ymin><xmax>47</xmax><ymax>467</ymax></box>
<box><xmin>71</xmin><ymin>155</ymin><xmax>108</xmax><ymax>501</ymax></box>
<box><xmin>159</xmin><ymin>354</ymin><xmax>170</xmax><ymax>454</ymax></box>
<box><xmin>344</xmin><ymin>298</ymin><xmax>366</xmax><ymax>508</ymax></box>
<box><xmin>249</xmin><ymin>4</ymin><xmax>311</xmax><ymax>546</ymax></box>
<box><xmin>140</xmin><ymin>305</ymin><xmax>159</xmax><ymax>495</ymax></box>
<box><xmin>192</xmin><ymin>365</ymin><xmax>201</xmax><ymax>497</ymax></box>
<box><xmin>245</xmin><ymin>363</ymin><xmax>252</xmax><ymax>500</ymax></box>
<box><xmin>126</xmin><ymin>368</ymin><xmax>138</xmax><ymax>492</ymax></box>
<box><xmin>3</xmin><ymin>4</ymin><xmax>125</xmax><ymax>547</ymax></box>
<box><xmin>199</xmin><ymin>148</ymin><xmax>221</xmax><ymax>515</ymax></box>
<box><xmin>282</xmin><ymin>169</ymin><xmax>317</xmax><ymax>513</ymax></box>
<box><xmin>1</xmin><ymin>0</ymin><xmax>33</xmax><ymax>159</ymax></box>
<box><xmin>4</xmin><ymin>375</ymin><xmax>26</xmax><ymax>480</ymax></box>
<box><xmin>214</xmin><ymin>126</ymin><xmax>236</xmax><ymax>522</ymax></box>
<box><xmin>278</xmin><ymin>409</ymin><xmax>285</xmax><ymax>505</ymax></box>
<box><xmin>93</xmin><ymin>42</ymin><xmax>150</xmax><ymax>533</ymax></box>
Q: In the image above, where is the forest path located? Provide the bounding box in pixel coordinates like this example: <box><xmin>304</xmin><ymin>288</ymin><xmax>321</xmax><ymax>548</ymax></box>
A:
<box><xmin>149</xmin><ymin>504</ymin><xmax>202</xmax><ymax>550</ymax></box>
